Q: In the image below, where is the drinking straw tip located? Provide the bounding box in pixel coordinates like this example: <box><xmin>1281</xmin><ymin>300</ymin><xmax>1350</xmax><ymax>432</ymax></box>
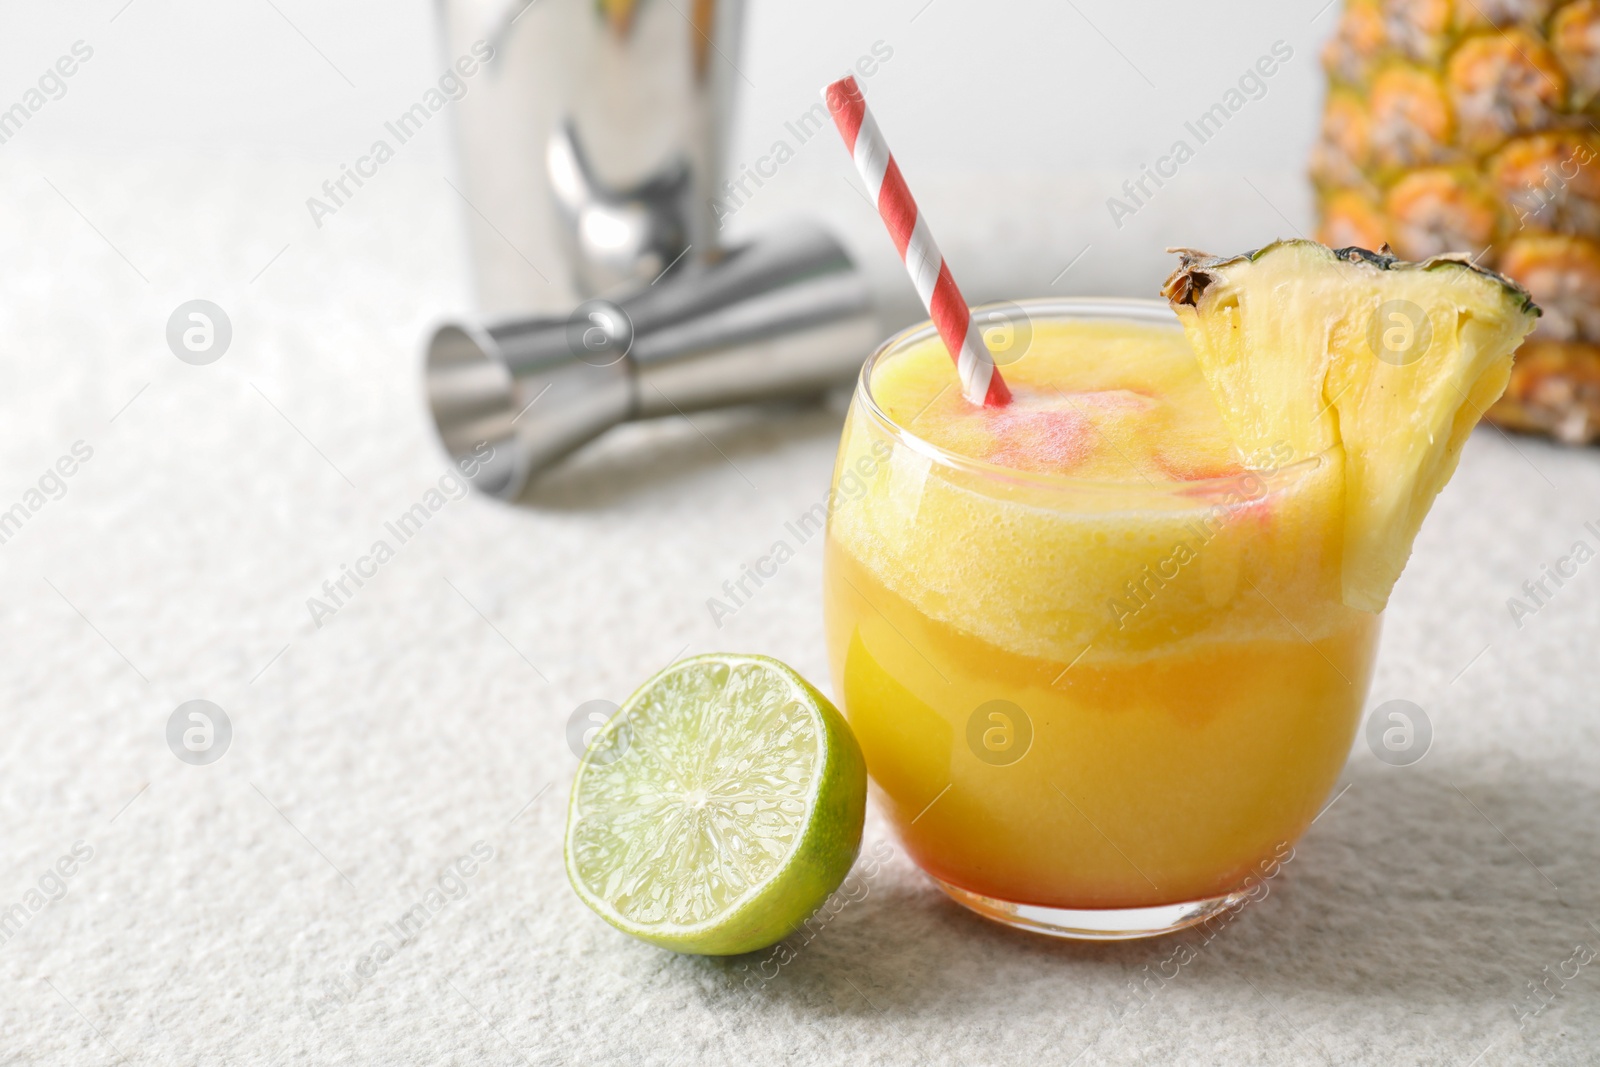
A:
<box><xmin>823</xmin><ymin>75</ymin><xmax>862</xmax><ymax>110</ymax></box>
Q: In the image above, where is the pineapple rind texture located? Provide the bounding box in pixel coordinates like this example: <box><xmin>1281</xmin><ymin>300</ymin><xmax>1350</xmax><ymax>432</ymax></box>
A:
<box><xmin>1313</xmin><ymin>0</ymin><xmax>1600</xmax><ymax>441</ymax></box>
<box><xmin>1493</xmin><ymin>338</ymin><xmax>1600</xmax><ymax>440</ymax></box>
<box><xmin>1163</xmin><ymin>240</ymin><xmax>1538</xmax><ymax>613</ymax></box>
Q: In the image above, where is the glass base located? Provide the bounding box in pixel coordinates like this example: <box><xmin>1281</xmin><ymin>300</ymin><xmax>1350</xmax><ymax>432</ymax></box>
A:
<box><xmin>935</xmin><ymin>879</ymin><xmax>1250</xmax><ymax>941</ymax></box>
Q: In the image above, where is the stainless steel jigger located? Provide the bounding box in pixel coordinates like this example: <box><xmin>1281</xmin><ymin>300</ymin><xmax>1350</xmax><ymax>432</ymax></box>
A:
<box><xmin>425</xmin><ymin>223</ymin><xmax>879</xmax><ymax>499</ymax></box>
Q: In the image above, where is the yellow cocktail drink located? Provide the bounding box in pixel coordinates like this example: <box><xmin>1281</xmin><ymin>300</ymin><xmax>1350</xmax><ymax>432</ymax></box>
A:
<box><xmin>823</xmin><ymin>300</ymin><xmax>1381</xmax><ymax>937</ymax></box>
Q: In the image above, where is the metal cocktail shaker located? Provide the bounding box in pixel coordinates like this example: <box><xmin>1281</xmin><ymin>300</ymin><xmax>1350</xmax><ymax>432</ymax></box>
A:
<box><xmin>428</xmin><ymin>0</ymin><xmax>881</xmax><ymax>497</ymax></box>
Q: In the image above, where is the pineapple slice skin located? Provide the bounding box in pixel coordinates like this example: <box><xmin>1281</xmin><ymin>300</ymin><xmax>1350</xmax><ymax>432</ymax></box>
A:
<box><xmin>1163</xmin><ymin>241</ymin><xmax>1538</xmax><ymax>327</ymax></box>
<box><xmin>1163</xmin><ymin>240</ymin><xmax>1538</xmax><ymax>613</ymax></box>
<box><xmin>1312</xmin><ymin>0</ymin><xmax>1600</xmax><ymax>443</ymax></box>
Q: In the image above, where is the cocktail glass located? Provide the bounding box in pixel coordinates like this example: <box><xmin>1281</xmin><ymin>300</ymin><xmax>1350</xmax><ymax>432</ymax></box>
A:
<box><xmin>823</xmin><ymin>298</ymin><xmax>1381</xmax><ymax>940</ymax></box>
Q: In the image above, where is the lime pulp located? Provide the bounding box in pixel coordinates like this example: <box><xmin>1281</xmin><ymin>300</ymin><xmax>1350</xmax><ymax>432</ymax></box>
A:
<box><xmin>564</xmin><ymin>653</ymin><xmax>867</xmax><ymax>955</ymax></box>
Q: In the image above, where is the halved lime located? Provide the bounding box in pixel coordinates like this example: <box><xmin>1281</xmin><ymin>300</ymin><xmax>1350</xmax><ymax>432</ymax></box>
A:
<box><xmin>564</xmin><ymin>653</ymin><xmax>867</xmax><ymax>955</ymax></box>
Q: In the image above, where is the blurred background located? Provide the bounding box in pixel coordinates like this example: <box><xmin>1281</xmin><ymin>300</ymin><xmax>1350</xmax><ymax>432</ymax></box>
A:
<box><xmin>0</xmin><ymin>0</ymin><xmax>1320</xmax><ymax>311</ymax></box>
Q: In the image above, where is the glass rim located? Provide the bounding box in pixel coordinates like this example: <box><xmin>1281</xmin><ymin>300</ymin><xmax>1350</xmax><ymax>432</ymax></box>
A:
<box><xmin>854</xmin><ymin>296</ymin><xmax>1330</xmax><ymax>499</ymax></box>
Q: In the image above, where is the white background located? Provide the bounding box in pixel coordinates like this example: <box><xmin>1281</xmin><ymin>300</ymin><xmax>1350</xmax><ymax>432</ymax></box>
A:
<box><xmin>0</xmin><ymin>0</ymin><xmax>1331</xmax><ymax>302</ymax></box>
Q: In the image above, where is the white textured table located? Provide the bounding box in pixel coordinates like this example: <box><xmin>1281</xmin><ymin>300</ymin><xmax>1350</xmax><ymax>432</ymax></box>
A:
<box><xmin>1</xmin><ymin>152</ymin><xmax>1597</xmax><ymax>1067</ymax></box>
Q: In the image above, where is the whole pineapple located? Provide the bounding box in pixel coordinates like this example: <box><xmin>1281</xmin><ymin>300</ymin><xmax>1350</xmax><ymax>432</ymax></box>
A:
<box><xmin>1312</xmin><ymin>0</ymin><xmax>1600</xmax><ymax>443</ymax></box>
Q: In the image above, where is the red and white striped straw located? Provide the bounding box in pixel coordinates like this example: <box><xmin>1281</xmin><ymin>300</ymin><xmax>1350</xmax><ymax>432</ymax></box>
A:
<box><xmin>823</xmin><ymin>75</ymin><xmax>1010</xmax><ymax>408</ymax></box>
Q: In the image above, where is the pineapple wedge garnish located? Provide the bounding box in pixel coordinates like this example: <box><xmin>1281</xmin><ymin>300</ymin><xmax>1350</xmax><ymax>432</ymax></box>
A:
<box><xmin>1163</xmin><ymin>240</ymin><xmax>1539</xmax><ymax>613</ymax></box>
